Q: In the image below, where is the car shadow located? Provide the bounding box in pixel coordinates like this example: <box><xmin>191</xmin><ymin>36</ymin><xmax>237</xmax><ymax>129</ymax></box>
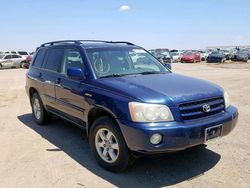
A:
<box><xmin>18</xmin><ymin>113</ymin><xmax>221</xmax><ymax>187</ymax></box>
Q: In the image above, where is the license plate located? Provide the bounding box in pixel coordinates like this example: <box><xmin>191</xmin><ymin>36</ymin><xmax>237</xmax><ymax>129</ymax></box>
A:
<box><xmin>204</xmin><ymin>124</ymin><xmax>223</xmax><ymax>142</ymax></box>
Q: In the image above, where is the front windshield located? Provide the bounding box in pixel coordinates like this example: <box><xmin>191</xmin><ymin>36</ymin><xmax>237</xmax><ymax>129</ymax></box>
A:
<box><xmin>86</xmin><ymin>47</ymin><xmax>170</xmax><ymax>78</ymax></box>
<box><xmin>183</xmin><ymin>52</ymin><xmax>194</xmax><ymax>56</ymax></box>
<box><xmin>171</xmin><ymin>52</ymin><xmax>179</xmax><ymax>56</ymax></box>
<box><xmin>211</xmin><ymin>51</ymin><xmax>222</xmax><ymax>55</ymax></box>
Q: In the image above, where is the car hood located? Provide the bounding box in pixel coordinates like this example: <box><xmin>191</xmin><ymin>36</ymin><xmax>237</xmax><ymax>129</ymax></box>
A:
<box><xmin>93</xmin><ymin>73</ymin><xmax>224</xmax><ymax>107</ymax></box>
<box><xmin>182</xmin><ymin>55</ymin><xmax>194</xmax><ymax>59</ymax></box>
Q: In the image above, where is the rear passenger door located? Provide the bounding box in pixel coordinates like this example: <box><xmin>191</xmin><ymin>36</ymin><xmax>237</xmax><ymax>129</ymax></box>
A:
<box><xmin>54</xmin><ymin>48</ymin><xmax>87</xmax><ymax>125</ymax></box>
<box><xmin>40</xmin><ymin>48</ymin><xmax>64</xmax><ymax>110</ymax></box>
<box><xmin>11</xmin><ymin>55</ymin><xmax>22</xmax><ymax>67</ymax></box>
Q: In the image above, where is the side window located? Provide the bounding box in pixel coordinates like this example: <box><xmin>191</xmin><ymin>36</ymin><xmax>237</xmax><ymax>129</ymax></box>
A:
<box><xmin>12</xmin><ymin>55</ymin><xmax>19</xmax><ymax>58</ymax></box>
<box><xmin>44</xmin><ymin>48</ymin><xmax>64</xmax><ymax>72</ymax></box>
<box><xmin>32</xmin><ymin>48</ymin><xmax>47</xmax><ymax>68</ymax></box>
<box><xmin>4</xmin><ymin>55</ymin><xmax>11</xmax><ymax>59</ymax></box>
<box><xmin>60</xmin><ymin>48</ymin><xmax>84</xmax><ymax>74</ymax></box>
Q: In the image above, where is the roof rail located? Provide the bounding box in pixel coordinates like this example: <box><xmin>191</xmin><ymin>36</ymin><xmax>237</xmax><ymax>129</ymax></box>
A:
<box><xmin>39</xmin><ymin>40</ymin><xmax>135</xmax><ymax>48</ymax></box>
<box><xmin>40</xmin><ymin>40</ymin><xmax>81</xmax><ymax>47</ymax></box>
<box><xmin>80</xmin><ymin>40</ymin><xmax>135</xmax><ymax>45</ymax></box>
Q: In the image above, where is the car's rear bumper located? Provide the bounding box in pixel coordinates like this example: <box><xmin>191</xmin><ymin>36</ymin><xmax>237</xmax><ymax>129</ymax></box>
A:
<box><xmin>118</xmin><ymin>106</ymin><xmax>238</xmax><ymax>154</ymax></box>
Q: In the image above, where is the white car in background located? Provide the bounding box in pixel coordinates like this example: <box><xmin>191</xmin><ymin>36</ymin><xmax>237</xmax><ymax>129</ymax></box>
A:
<box><xmin>170</xmin><ymin>52</ymin><xmax>182</xmax><ymax>62</ymax></box>
<box><xmin>0</xmin><ymin>54</ymin><xmax>24</xmax><ymax>69</ymax></box>
<box><xmin>3</xmin><ymin>51</ymin><xmax>29</xmax><ymax>58</ymax></box>
<box><xmin>199</xmin><ymin>51</ymin><xmax>209</xmax><ymax>61</ymax></box>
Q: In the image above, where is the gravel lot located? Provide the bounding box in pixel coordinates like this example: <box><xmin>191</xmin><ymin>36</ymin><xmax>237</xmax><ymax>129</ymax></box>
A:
<box><xmin>0</xmin><ymin>63</ymin><xmax>249</xmax><ymax>188</ymax></box>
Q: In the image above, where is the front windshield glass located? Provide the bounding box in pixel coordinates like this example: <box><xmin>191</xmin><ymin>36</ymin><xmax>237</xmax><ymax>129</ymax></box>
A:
<box><xmin>86</xmin><ymin>47</ymin><xmax>170</xmax><ymax>78</ymax></box>
<box><xmin>183</xmin><ymin>52</ymin><xmax>194</xmax><ymax>55</ymax></box>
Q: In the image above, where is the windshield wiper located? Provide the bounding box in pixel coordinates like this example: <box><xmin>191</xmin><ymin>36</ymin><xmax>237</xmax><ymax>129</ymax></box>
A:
<box><xmin>100</xmin><ymin>74</ymin><xmax>127</xmax><ymax>78</ymax></box>
<box><xmin>140</xmin><ymin>71</ymin><xmax>162</xmax><ymax>75</ymax></box>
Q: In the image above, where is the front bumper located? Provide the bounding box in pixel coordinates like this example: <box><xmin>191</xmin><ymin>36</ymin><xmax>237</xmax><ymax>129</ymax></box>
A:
<box><xmin>118</xmin><ymin>106</ymin><xmax>238</xmax><ymax>154</ymax></box>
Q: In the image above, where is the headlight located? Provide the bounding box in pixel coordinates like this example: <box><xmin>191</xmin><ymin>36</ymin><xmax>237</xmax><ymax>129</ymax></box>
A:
<box><xmin>128</xmin><ymin>102</ymin><xmax>174</xmax><ymax>122</ymax></box>
<box><xmin>224</xmin><ymin>91</ymin><xmax>230</xmax><ymax>109</ymax></box>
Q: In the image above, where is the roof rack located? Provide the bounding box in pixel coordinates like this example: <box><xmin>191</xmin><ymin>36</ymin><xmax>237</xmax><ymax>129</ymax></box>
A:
<box><xmin>39</xmin><ymin>40</ymin><xmax>135</xmax><ymax>48</ymax></box>
<box><xmin>80</xmin><ymin>40</ymin><xmax>135</xmax><ymax>45</ymax></box>
<box><xmin>40</xmin><ymin>40</ymin><xmax>81</xmax><ymax>47</ymax></box>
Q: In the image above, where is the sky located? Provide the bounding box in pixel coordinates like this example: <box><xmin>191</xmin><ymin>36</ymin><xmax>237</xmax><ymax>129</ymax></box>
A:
<box><xmin>0</xmin><ymin>0</ymin><xmax>250</xmax><ymax>51</ymax></box>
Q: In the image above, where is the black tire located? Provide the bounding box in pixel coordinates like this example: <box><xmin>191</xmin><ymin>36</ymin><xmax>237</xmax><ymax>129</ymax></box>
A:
<box><xmin>31</xmin><ymin>92</ymin><xmax>51</xmax><ymax>125</ymax></box>
<box><xmin>20</xmin><ymin>62</ymin><xmax>24</xmax><ymax>68</ymax></box>
<box><xmin>89</xmin><ymin>116</ymin><xmax>134</xmax><ymax>172</ymax></box>
<box><xmin>0</xmin><ymin>63</ymin><xmax>2</xmax><ymax>69</ymax></box>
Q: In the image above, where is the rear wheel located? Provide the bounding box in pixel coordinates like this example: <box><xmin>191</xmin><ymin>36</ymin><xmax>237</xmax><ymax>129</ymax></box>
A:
<box><xmin>20</xmin><ymin>62</ymin><xmax>25</xmax><ymax>68</ymax></box>
<box><xmin>0</xmin><ymin>63</ymin><xmax>2</xmax><ymax>69</ymax></box>
<box><xmin>89</xmin><ymin>116</ymin><xmax>134</xmax><ymax>172</ymax></box>
<box><xmin>31</xmin><ymin>92</ymin><xmax>51</xmax><ymax>125</ymax></box>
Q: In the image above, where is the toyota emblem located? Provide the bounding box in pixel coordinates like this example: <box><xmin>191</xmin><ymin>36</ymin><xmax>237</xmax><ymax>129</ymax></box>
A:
<box><xmin>203</xmin><ymin>104</ymin><xmax>210</xmax><ymax>113</ymax></box>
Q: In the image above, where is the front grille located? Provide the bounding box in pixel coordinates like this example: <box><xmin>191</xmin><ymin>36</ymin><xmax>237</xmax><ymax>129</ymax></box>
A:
<box><xmin>179</xmin><ymin>97</ymin><xmax>225</xmax><ymax>121</ymax></box>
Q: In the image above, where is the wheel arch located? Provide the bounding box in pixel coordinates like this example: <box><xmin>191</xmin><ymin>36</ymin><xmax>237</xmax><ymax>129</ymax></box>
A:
<box><xmin>29</xmin><ymin>87</ymin><xmax>38</xmax><ymax>104</ymax></box>
<box><xmin>87</xmin><ymin>106</ymin><xmax>120</xmax><ymax>136</ymax></box>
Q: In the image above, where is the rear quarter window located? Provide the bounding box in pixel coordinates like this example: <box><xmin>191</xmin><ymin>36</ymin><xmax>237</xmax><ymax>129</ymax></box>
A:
<box><xmin>32</xmin><ymin>48</ymin><xmax>47</xmax><ymax>68</ymax></box>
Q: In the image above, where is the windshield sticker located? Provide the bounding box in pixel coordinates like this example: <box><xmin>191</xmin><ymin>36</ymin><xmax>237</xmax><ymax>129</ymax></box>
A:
<box><xmin>133</xmin><ymin>49</ymin><xmax>146</xmax><ymax>53</ymax></box>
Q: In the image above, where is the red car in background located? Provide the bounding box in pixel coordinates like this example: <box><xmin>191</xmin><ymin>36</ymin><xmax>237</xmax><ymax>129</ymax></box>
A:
<box><xmin>21</xmin><ymin>55</ymin><xmax>32</xmax><ymax>68</ymax></box>
<box><xmin>181</xmin><ymin>51</ymin><xmax>201</xmax><ymax>63</ymax></box>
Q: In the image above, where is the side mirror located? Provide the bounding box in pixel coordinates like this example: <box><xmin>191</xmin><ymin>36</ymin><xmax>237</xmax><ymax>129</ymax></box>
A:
<box><xmin>67</xmin><ymin>67</ymin><xmax>84</xmax><ymax>80</ymax></box>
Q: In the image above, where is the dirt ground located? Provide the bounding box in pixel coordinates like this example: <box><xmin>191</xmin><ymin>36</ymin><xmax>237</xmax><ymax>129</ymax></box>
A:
<box><xmin>0</xmin><ymin>63</ymin><xmax>249</xmax><ymax>188</ymax></box>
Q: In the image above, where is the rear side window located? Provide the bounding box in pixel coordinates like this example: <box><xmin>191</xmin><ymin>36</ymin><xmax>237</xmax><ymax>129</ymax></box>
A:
<box><xmin>44</xmin><ymin>48</ymin><xmax>64</xmax><ymax>72</ymax></box>
<box><xmin>12</xmin><ymin>55</ymin><xmax>21</xmax><ymax>58</ymax></box>
<box><xmin>18</xmin><ymin>51</ymin><xmax>28</xmax><ymax>55</ymax></box>
<box><xmin>4</xmin><ymin>55</ymin><xmax>11</xmax><ymax>59</ymax></box>
<box><xmin>33</xmin><ymin>48</ymin><xmax>47</xmax><ymax>68</ymax></box>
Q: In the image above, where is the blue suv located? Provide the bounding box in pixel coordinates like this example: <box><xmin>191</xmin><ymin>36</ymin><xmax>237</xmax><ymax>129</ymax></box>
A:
<box><xmin>26</xmin><ymin>40</ymin><xmax>238</xmax><ymax>172</ymax></box>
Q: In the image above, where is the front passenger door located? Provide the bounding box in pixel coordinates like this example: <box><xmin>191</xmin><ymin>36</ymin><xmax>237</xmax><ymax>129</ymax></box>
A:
<box><xmin>55</xmin><ymin>48</ymin><xmax>87</xmax><ymax>125</ymax></box>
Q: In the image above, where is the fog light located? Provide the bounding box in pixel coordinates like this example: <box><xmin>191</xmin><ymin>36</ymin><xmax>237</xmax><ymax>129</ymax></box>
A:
<box><xmin>150</xmin><ymin>133</ymin><xmax>162</xmax><ymax>145</ymax></box>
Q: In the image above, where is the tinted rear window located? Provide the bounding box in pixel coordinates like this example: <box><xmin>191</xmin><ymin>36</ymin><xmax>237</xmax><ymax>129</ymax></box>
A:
<box><xmin>44</xmin><ymin>48</ymin><xmax>64</xmax><ymax>72</ymax></box>
<box><xmin>18</xmin><ymin>51</ymin><xmax>28</xmax><ymax>55</ymax></box>
<box><xmin>32</xmin><ymin>48</ymin><xmax>47</xmax><ymax>68</ymax></box>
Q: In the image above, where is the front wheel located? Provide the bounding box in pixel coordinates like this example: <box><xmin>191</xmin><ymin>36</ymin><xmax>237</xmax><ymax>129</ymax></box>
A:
<box><xmin>89</xmin><ymin>116</ymin><xmax>134</xmax><ymax>172</ymax></box>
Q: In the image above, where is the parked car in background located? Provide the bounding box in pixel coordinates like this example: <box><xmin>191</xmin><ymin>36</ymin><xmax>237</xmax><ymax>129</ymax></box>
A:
<box><xmin>170</xmin><ymin>51</ymin><xmax>181</xmax><ymax>62</ymax></box>
<box><xmin>240</xmin><ymin>49</ymin><xmax>250</xmax><ymax>59</ymax></box>
<box><xmin>21</xmin><ymin>55</ymin><xmax>33</xmax><ymax>68</ymax></box>
<box><xmin>181</xmin><ymin>51</ymin><xmax>200</xmax><ymax>63</ymax></box>
<box><xmin>3</xmin><ymin>51</ymin><xmax>17</xmax><ymax>55</ymax></box>
<box><xmin>0</xmin><ymin>54</ymin><xmax>23</xmax><ymax>69</ymax></box>
<box><xmin>155</xmin><ymin>52</ymin><xmax>172</xmax><ymax>63</ymax></box>
<box><xmin>199</xmin><ymin>51</ymin><xmax>209</xmax><ymax>61</ymax></box>
<box><xmin>16</xmin><ymin>51</ymin><xmax>29</xmax><ymax>58</ymax></box>
<box><xmin>231</xmin><ymin>50</ymin><xmax>249</xmax><ymax>62</ymax></box>
<box><xmin>3</xmin><ymin>50</ymin><xmax>29</xmax><ymax>57</ymax></box>
<box><xmin>207</xmin><ymin>51</ymin><xmax>227</xmax><ymax>63</ymax></box>
<box><xmin>26</xmin><ymin>40</ymin><xmax>238</xmax><ymax>172</ymax></box>
<box><xmin>220</xmin><ymin>50</ymin><xmax>233</xmax><ymax>60</ymax></box>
